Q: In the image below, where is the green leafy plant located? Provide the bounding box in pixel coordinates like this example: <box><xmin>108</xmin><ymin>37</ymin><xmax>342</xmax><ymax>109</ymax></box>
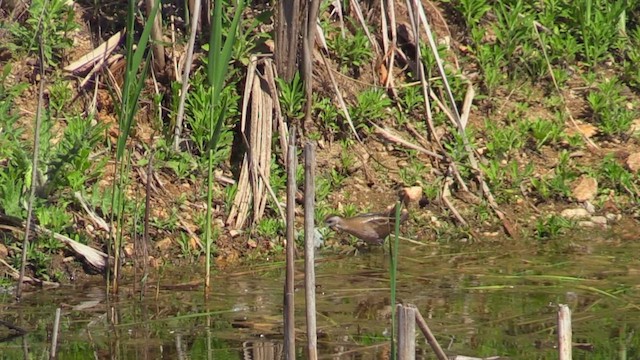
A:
<box><xmin>327</xmin><ymin>22</ymin><xmax>373</xmax><ymax>75</ymax></box>
<box><xmin>398</xmin><ymin>85</ymin><xmax>424</xmax><ymax>114</ymax></box>
<box><xmin>277</xmin><ymin>72</ymin><xmax>305</xmax><ymax>120</ymax></box>
<box><xmin>598</xmin><ymin>155</ymin><xmax>637</xmax><ymax>199</ymax></box>
<box><xmin>484</xmin><ymin>119</ymin><xmax>524</xmax><ymax>158</ymax></box>
<box><xmin>399</xmin><ymin>156</ymin><xmax>428</xmax><ymax>185</ymax></box>
<box><xmin>256</xmin><ymin>218</ymin><xmax>284</xmax><ymax>239</ymax></box>
<box><xmin>572</xmin><ymin>0</ymin><xmax>626</xmax><ymax>65</ymax></box>
<box><xmin>314</xmin><ymin>96</ymin><xmax>341</xmax><ymax>134</ymax></box>
<box><xmin>8</xmin><ymin>0</ymin><xmax>78</xmax><ymax>65</ymax></box>
<box><xmin>535</xmin><ymin>214</ymin><xmax>571</xmax><ymax>240</ymax></box>
<box><xmin>528</xmin><ymin>117</ymin><xmax>563</xmax><ymax>149</ymax></box>
<box><xmin>185</xmin><ymin>77</ymin><xmax>236</xmax><ymax>161</ymax></box>
<box><xmin>458</xmin><ymin>0</ymin><xmax>491</xmax><ymax>28</ymax></box>
<box><xmin>349</xmin><ymin>88</ymin><xmax>391</xmax><ymax>130</ymax></box>
<box><xmin>530</xmin><ymin>150</ymin><xmax>576</xmax><ymax>200</ymax></box>
<box><xmin>586</xmin><ymin>77</ymin><xmax>636</xmax><ymax>137</ymax></box>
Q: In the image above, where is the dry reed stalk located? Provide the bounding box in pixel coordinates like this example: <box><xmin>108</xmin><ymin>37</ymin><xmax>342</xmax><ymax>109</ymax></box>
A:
<box><xmin>172</xmin><ymin>0</ymin><xmax>202</xmax><ymax>150</ymax></box>
<box><xmin>283</xmin><ymin>128</ymin><xmax>297</xmax><ymax>360</ymax></box>
<box><xmin>373</xmin><ymin>125</ymin><xmax>443</xmax><ymax>160</ymax></box>
<box><xmin>227</xmin><ymin>57</ymin><xmax>273</xmax><ymax>228</ymax></box>
<box><xmin>263</xmin><ymin>59</ymin><xmax>289</xmax><ymax>163</ymax></box>
<box><xmin>414</xmin><ymin>308</ymin><xmax>448</xmax><ymax>360</ymax></box>
<box><xmin>319</xmin><ymin>52</ymin><xmax>362</xmax><ymax>143</ymax></box>
<box><xmin>407</xmin><ymin>0</ymin><xmax>516</xmax><ymax>236</ymax></box>
<box><xmin>397</xmin><ymin>304</ymin><xmax>416</xmax><ymax>360</ymax></box>
<box><xmin>145</xmin><ymin>0</ymin><xmax>165</xmax><ymax>72</ymax></box>
<box><xmin>558</xmin><ymin>304</ymin><xmax>572</xmax><ymax>360</ymax></box>
<box><xmin>304</xmin><ymin>143</ymin><xmax>318</xmax><ymax>360</ymax></box>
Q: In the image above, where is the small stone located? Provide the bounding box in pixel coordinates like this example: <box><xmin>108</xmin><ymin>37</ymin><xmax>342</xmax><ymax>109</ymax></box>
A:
<box><xmin>590</xmin><ymin>216</ymin><xmax>608</xmax><ymax>226</ymax></box>
<box><xmin>630</xmin><ymin>118</ymin><xmax>640</xmax><ymax>134</ymax></box>
<box><xmin>155</xmin><ymin>237</ymin><xmax>173</xmax><ymax>251</ymax></box>
<box><xmin>572</xmin><ymin>175</ymin><xmax>598</xmax><ymax>202</ymax></box>
<box><xmin>605</xmin><ymin>213</ymin><xmax>621</xmax><ymax>222</ymax></box>
<box><xmin>567</xmin><ymin>123</ymin><xmax>597</xmax><ymax>138</ymax></box>
<box><xmin>247</xmin><ymin>239</ymin><xmax>257</xmax><ymax>248</ymax></box>
<box><xmin>0</xmin><ymin>243</ymin><xmax>8</xmax><ymax>258</ymax></box>
<box><xmin>189</xmin><ymin>237</ymin><xmax>200</xmax><ymax>250</ymax></box>
<box><xmin>578</xmin><ymin>221</ymin><xmax>595</xmax><ymax>228</ymax></box>
<box><xmin>402</xmin><ymin>186</ymin><xmax>423</xmax><ymax>203</ymax></box>
<box><xmin>561</xmin><ymin>208</ymin><xmax>590</xmax><ymax>219</ymax></box>
<box><xmin>626</xmin><ymin>152</ymin><xmax>640</xmax><ymax>172</ymax></box>
<box><xmin>123</xmin><ymin>243</ymin><xmax>134</xmax><ymax>257</ymax></box>
<box><xmin>584</xmin><ymin>201</ymin><xmax>596</xmax><ymax>214</ymax></box>
<box><xmin>229</xmin><ymin>229</ymin><xmax>243</xmax><ymax>238</ymax></box>
<box><xmin>149</xmin><ymin>256</ymin><xmax>162</xmax><ymax>268</ymax></box>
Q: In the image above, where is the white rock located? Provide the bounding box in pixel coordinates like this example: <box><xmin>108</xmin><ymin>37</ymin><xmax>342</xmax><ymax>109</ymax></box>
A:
<box><xmin>605</xmin><ymin>213</ymin><xmax>622</xmax><ymax>222</ymax></box>
<box><xmin>583</xmin><ymin>201</ymin><xmax>596</xmax><ymax>214</ymax></box>
<box><xmin>561</xmin><ymin>208</ymin><xmax>590</xmax><ymax>219</ymax></box>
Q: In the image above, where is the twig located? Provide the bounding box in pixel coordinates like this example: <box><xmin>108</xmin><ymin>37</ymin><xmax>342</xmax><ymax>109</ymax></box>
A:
<box><xmin>74</xmin><ymin>192</ymin><xmax>110</xmax><ymax>232</ymax></box>
<box><xmin>415</xmin><ymin>309</ymin><xmax>448</xmax><ymax>360</ymax></box>
<box><xmin>320</xmin><ymin>52</ymin><xmax>363</xmax><ymax>143</ymax></box>
<box><xmin>0</xmin><ymin>318</ymin><xmax>27</xmax><ymax>335</ymax></box>
<box><xmin>381</xmin><ymin>0</ymin><xmax>398</xmax><ymax>94</ymax></box>
<box><xmin>442</xmin><ymin>180</ymin><xmax>467</xmax><ymax>226</ymax></box>
<box><xmin>1</xmin><ymin>258</ymin><xmax>59</xmax><ymax>288</ymax></box>
<box><xmin>373</xmin><ymin>125</ymin><xmax>443</xmax><ymax>160</ymax></box>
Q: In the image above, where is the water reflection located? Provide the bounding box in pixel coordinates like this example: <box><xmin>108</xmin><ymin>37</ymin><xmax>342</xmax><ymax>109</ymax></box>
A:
<box><xmin>1</xmin><ymin>232</ymin><xmax>639</xmax><ymax>359</ymax></box>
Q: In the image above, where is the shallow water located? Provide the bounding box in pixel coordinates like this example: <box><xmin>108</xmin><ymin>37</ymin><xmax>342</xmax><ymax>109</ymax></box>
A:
<box><xmin>1</xmin><ymin>228</ymin><xmax>639</xmax><ymax>359</ymax></box>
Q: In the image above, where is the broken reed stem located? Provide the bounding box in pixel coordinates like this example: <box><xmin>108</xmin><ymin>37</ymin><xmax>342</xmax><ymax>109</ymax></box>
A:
<box><xmin>145</xmin><ymin>0</ymin><xmax>165</xmax><ymax>71</ymax></box>
<box><xmin>558</xmin><ymin>304</ymin><xmax>572</xmax><ymax>360</ymax></box>
<box><xmin>304</xmin><ymin>142</ymin><xmax>318</xmax><ymax>360</ymax></box>
<box><xmin>415</xmin><ymin>308</ymin><xmax>448</xmax><ymax>360</ymax></box>
<box><xmin>303</xmin><ymin>0</ymin><xmax>321</xmax><ymax>127</ymax></box>
<box><xmin>283</xmin><ymin>127</ymin><xmax>297</xmax><ymax>360</ymax></box>
<box><xmin>50</xmin><ymin>308</ymin><xmax>62</xmax><ymax>359</ymax></box>
<box><xmin>397</xmin><ymin>304</ymin><xmax>416</xmax><ymax>360</ymax></box>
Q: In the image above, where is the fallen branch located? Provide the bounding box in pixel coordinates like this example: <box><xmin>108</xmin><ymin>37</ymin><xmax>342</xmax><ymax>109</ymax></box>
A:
<box><xmin>0</xmin><ymin>214</ymin><xmax>109</xmax><ymax>272</ymax></box>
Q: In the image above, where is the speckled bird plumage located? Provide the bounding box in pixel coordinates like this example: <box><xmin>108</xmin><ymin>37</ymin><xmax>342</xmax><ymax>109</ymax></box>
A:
<box><xmin>325</xmin><ymin>209</ymin><xmax>409</xmax><ymax>245</ymax></box>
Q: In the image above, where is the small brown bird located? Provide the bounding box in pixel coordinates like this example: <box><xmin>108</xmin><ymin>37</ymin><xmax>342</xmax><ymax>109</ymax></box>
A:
<box><xmin>325</xmin><ymin>208</ymin><xmax>409</xmax><ymax>245</ymax></box>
